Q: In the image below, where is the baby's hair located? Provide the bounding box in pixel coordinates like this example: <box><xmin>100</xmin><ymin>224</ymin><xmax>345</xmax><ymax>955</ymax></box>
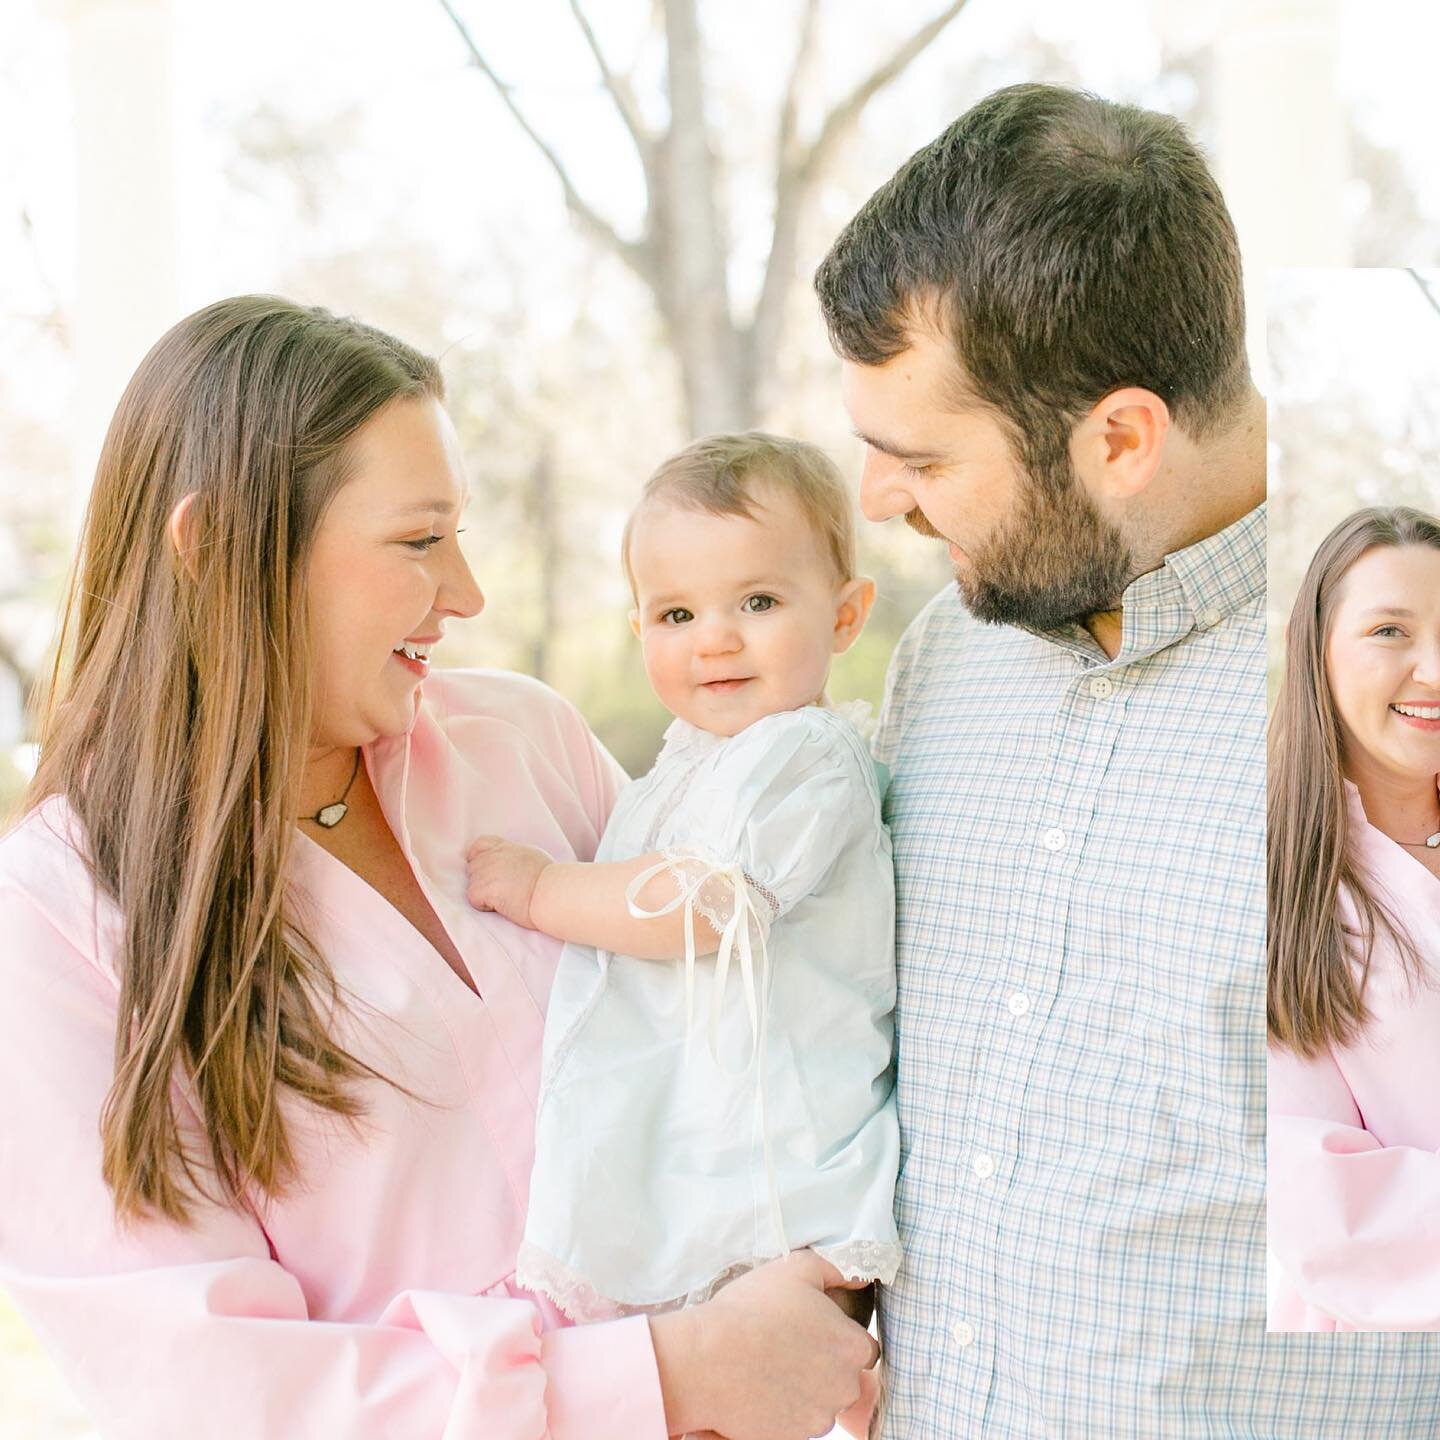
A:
<box><xmin>622</xmin><ymin>431</ymin><xmax>857</xmax><ymax>597</ymax></box>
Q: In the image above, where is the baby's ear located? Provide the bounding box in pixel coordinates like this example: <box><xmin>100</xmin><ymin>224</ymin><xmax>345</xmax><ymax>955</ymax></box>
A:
<box><xmin>832</xmin><ymin>576</ymin><xmax>877</xmax><ymax>653</ymax></box>
<box><xmin>628</xmin><ymin>608</ymin><xmax>642</xmax><ymax>639</ymax></box>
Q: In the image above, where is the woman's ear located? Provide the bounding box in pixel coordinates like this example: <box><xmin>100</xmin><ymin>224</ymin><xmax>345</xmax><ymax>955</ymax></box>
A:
<box><xmin>168</xmin><ymin>491</ymin><xmax>201</xmax><ymax>576</ymax></box>
<box><xmin>832</xmin><ymin>576</ymin><xmax>877</xmax><ymax>654</ymax></box>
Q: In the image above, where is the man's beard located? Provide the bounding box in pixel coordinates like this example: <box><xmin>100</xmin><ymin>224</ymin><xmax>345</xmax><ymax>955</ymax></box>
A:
<box><xmin>910</xmin><ymin>453</ymin><xmax>1134</xmax><ymax>631</ymax></box>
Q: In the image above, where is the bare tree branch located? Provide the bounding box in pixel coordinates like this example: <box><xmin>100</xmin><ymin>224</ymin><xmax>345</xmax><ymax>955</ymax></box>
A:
<box><xmin>775</xmin><ymin>0</ymin><xmax>821</xmax><ymax>174</ymax></box>
<box><xmin>798</xmin><ymin>0</ymin><xmax>972</xmax><ymax>186</ymax></box>
<box><xmin>746</xmin><ymin>0</ymin><xmax>971</xmax><ymax>414</ymax></box>
<box><xmin>436</xmin><ymin>0</ymin><xmax>653</xmax><ymax>282</ymax></box>
<box><xmin>566</xmin><ymin>0</ymin><xmax>655</xmax><ymax>170</ymax></box>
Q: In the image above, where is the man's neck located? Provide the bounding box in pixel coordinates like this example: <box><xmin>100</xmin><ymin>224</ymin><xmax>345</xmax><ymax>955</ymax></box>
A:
<box><xmin>1083</xmin><ymin>389</ymin><xmax>1266</xmax><ymax>661</ymax></box>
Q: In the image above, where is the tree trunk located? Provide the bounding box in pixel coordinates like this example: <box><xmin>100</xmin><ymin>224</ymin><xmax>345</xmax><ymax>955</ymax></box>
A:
<box><xmin>658</xmin><ymin>0</ymin><xmax>753</xmax><ymax>434</ymax></box>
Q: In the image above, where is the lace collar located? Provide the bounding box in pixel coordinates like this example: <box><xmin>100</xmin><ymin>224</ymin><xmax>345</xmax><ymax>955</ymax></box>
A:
<box><xmin>655</xmin><ymin>699</ymin><xmax>875</xmax><ymax>769</ymax></box>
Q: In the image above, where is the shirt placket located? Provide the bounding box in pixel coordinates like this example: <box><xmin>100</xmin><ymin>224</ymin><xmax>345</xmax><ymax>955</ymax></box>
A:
<box><xmin>936</xmin><ymin>655</ymin><xmax>1133</xmax><ymax>1435</ymax></box>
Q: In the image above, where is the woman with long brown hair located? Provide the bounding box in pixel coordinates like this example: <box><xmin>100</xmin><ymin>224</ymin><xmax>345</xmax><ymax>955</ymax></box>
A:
<box><xmin>1268</xmin><ymin>505</ymin><xmax>1440</xmax><ymax>1331</ymax></box>
<box><xmin>0</xmin><ymin>296</ymin><xmax>877</xmax><ymax>1437</ymax></box>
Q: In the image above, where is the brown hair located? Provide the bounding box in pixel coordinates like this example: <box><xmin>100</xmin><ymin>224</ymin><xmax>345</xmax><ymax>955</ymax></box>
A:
<box><xmin>24</xmin><ymin>295</ymin><xmax>443</xmax><ymax>1223</ymax></box>
<box><xmin>1268</xmin><ymin>506</ymin><xmax>1440</xmax><ymax>1056</ymax></box>
<box><xmin>814</xmin><ymin>83</ymin><xmax>1248</xmax><ymax>473</ymax></box>
<box><xmin>622</xmin><ymin>431</ymin><xmax>856</xmax><ymax>596</ymax></box>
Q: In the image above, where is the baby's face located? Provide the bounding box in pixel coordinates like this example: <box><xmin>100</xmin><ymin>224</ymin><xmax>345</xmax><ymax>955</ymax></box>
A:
<box><xmin>628</xmin><ymin>487</ymin><xmax>854</xmax><ymax>737</ymax></box>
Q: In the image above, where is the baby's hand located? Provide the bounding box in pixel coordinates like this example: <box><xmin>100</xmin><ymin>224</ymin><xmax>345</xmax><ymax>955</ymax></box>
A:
<box><xmin>465</xmin><ymin>836</ymin><xmax>551</xmax><ymax>929</ymax></box>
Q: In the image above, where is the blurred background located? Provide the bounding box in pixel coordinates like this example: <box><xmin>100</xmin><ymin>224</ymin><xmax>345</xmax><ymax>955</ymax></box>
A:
<box><xmin>1268</xmin><ymin>267</ymin><xmax>1440</xmax><ymax>696</ymax></box>
<box><xmin>2</xmin><ymin>0</ymin><xmax>1438</xmax><ymax>1434</ymax></box>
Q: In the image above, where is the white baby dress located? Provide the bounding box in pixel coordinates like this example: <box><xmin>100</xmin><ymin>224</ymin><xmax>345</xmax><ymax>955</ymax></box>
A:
<box><xmin>516</xmin><ymin>702</ymin><xmax>902</xmax><ymax>1319</ymax></box>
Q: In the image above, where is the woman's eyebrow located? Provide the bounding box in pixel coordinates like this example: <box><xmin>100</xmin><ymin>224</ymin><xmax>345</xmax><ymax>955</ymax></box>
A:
<box><xmin>392</xmin><ymin>496</ymin><xmax>467</xmax><ymax>516</ymax></box>
<box><xmin>1361</xmin><ymin>605</ymin><xmax>1416</xmax><ymax>617</ymax></box>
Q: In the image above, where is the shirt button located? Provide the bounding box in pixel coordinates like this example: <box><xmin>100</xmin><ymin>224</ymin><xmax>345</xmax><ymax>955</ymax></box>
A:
<box><xmin>1041</xmin><ymin>827</ymin><xmax>1066</xmax><ymax>852</ymax></box>
<box><xmin>1007</xmin><ymin>991</ymin><xmax>1031</xmax><ymax>1017</ymax></box>
<box><xmin>972</xmin><ymin>1152</ymin><xmax>995</xmax><ymax>1179</ymax></box>
<box><xmin>951</xmin><ymin>1319</ymin><xmax>977</xmax><ymax>1348</ymax></box>
<box><xmin>1198</xmin><ymin>607</ymin><xmax>1223</xmax><ymax>629</ymax></box>
<box><xmin>1087</xmin><ymin>675</ymin><xmax>1114</xmax><ymax>699</ymax></box>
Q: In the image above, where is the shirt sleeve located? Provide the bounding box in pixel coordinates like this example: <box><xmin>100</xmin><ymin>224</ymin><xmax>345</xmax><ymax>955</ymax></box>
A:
<box><xmin>0</xmin><ymin>886</ymin><xmax>666</xmax><ymax>1440</ymax></box>
<box><xmin>1267</xmin><ymin>1039</ymin><xmax>1440</xmax><ymax>1330</ymax></box>
<box><xmin>674</xmin><ymin>710</ymin><xmax>878</xmax><ymax>920</ymax></box>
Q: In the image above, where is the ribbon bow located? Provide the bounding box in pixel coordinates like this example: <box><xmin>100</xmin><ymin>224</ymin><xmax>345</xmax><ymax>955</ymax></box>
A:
<box><xmin>623</xmin><ymin>855</ymin><xmax>788</xmax><ymax>1255</ymax></box>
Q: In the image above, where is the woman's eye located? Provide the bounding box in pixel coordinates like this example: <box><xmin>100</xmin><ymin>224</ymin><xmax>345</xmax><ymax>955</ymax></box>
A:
<box><xmin>744</xmin><ymin>594</ymin><xmax>777</xmax><ymax>613</ymax></box>
<box><xmin>660</xmin><ymin>608</ymin><xmax>693</xmax><ymax>625</ymax></box>
<box><xmin>403</xmin><ymin>534</ymin><xmax>444</xmax><ymax>552</ymax></box>
<box><xmin>1372</xmin><ymin>624</ymin><xmax>1405</xmax><ymax>638</ymax></box>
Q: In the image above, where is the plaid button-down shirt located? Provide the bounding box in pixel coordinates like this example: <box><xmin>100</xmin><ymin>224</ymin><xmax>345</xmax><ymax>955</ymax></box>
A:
<box><xmin>874</xmin><ymin>504</ymin><xmax>1440</xmax><ymax>1437</ymax></box>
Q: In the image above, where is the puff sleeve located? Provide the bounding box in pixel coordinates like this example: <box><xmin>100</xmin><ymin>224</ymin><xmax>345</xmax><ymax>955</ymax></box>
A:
<box><xmin>0</xmin><ymin>881</ymin><xmax>666</xmax><ymax>1439</ymax></box>
<box><xmin>1267</xmin><ymin>1040</ymin><xmax>1440</xmax><ymax>1331</ymax></box>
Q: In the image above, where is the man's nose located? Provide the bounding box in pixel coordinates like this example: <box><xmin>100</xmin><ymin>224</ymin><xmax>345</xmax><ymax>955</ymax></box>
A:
<box><xmin>858</xmin><ymin>450</ymin><xmax>917</xmax><ymax>523</ymax></box>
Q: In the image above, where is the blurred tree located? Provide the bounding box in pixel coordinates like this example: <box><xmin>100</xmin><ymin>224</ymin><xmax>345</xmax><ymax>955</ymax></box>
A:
<box><xmin>436</xmin><ymin>0</ymin><xmax>970</xmax><ymax>435</ymax></box>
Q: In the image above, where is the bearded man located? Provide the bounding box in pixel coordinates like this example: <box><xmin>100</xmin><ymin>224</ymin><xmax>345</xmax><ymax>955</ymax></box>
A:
<box><xmin>815</xmin><ymin>83</ymin><xmax>1440</xmax><ymax>1437</ymax></box>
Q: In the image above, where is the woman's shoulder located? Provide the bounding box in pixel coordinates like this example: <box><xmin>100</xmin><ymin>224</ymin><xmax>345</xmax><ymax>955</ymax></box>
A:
<box><xmin>417</xmin><ymin>667</ymin><xmax>602</xmax><ymax>765</ymax></box>
<box><xmin>0</xmin><ymin>795</ymin><xmax>89</xmax><ymax>896</ymax></box>
<box><xmin>421</xmin><ymin>666</ymin><xmax>579</xmax><ymax>730</ymax></box>
<box><xmin>0</xmin><ymin>797</ymin><xmax>112</xmax><ymax>975</ymax></box>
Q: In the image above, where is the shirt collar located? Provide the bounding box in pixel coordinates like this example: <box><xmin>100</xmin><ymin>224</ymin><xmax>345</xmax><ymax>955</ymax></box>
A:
<box><xmin>1023</xmin><ymin>501</ymin><xmax>1266</xmax><ymax>669</ymax></box>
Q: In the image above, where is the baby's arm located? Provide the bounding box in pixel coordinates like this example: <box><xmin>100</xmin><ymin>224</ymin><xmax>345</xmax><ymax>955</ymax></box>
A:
<box><xmin>465</xmin><ymin>837</ymin><xmax>720</xmax><ymax>960</ymax></box>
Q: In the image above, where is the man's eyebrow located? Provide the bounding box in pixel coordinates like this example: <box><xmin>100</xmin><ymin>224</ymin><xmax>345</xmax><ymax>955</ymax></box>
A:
<box><xmin>851</xmin><ymin>429</ymin><xmax>943</xmax><ymax>464</ymax></box>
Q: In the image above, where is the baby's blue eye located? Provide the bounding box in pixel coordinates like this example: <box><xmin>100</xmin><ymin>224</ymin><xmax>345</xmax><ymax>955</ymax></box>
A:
<box><xmin>744</xmin><ymin>594</ymin><xmax>777</xmax><ymax>613</ymax></box>
<box><xmin>661</xmin><ymin>607</ymin><xmax>693</xmax><ymax>625</ymax></box>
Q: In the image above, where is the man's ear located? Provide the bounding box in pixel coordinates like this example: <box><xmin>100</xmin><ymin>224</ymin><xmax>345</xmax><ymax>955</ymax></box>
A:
<box><xmin>168</xmin><ymin>491</ymin><xmax>201</xmax><ymax>576</ymax></box>
<box><xmin>628</xmin><ymin>608</ymin><xmax>641</xmax><ymax>639</ymax></box>
<box><xmin>832</xmin><ymin>576</ymin><xmax>877</xmax><ymax>655</ymax></box>
<box><xmin>1077</xmin><ymin>387</ymin><xmax>1170</xmax><ymax>500</ymax></box>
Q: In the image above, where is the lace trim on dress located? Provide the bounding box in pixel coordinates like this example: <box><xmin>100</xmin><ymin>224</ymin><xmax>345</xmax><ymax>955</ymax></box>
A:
<box><xmin>515</xmin><ymin>1237</ymin><xmax>903</xmax><ymax>1324</ymax></box>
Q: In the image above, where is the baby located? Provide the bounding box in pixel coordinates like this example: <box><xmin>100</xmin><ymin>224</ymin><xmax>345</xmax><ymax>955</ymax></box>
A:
<box><xmin>466</xmin><ymin>430</ymin><xmax>901</xmax><ymax>1320</ymax></box>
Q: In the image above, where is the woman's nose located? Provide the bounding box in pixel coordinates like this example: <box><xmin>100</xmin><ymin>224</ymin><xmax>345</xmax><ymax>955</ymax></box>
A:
<box><xmin>440</xmin><ymin>546</ymin><xmax>485</xmax><ymax>619</ymax></box>
<box><xmin>1411</xmin><ymin>640</ymin><xmax>1440</xmax><ymax>688</ymax></box>
<box><xmin>858</xmin><ymin>449</ymin><xmax>918</xmax><ymax>523</ymax></box>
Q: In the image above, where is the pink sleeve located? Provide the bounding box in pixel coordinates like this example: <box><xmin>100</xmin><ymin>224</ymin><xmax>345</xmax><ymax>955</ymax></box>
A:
<box><xmin>1268</xmin><ymin>1040</ymin><xmax>1440</xmax><ymax>1330</ymax></box>
<box><xmin>0</xmin><ymin>887</ymin><xmax>667</xmax><ymax>1440</ymax></box>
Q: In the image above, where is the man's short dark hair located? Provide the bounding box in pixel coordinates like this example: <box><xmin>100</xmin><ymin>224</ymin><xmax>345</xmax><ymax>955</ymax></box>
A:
<box><xmin>814</xmin><ymin>83</ymin><xmax>1248</xmax><ymax>456</ymax></box>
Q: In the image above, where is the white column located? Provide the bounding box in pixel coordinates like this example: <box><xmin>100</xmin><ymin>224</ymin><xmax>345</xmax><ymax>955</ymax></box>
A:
<box><xmin>1210</xmin><ymin>0</ymin><xmax>1348</xmax><ymax>380</ymax></box>
<box><xmin>64</xmin><ymin>0</ymin><xmax>178</xmax><ymax>504</ymax></box>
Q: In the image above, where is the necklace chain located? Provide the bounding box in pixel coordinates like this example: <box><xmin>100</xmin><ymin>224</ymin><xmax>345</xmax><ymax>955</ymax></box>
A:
<box><xmin>302</xmin><ymin>748</ymin><xmax>362</xmax><ymax>829</ymax></box>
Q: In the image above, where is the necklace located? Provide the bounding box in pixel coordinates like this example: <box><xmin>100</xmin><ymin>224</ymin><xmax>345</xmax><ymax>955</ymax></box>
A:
<box><xmin>303</xmin><ymin>748</ymin><xmax>361</xmax><ymax>828</ymax></box>
<box><xmin>1397</xmin><ymin>829</ymin><xmax>1440</xmax><ymax>850</ymax></box>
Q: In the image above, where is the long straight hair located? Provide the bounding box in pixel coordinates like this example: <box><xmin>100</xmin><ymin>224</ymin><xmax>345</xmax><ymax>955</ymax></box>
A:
<box><xmin>1267</xmin><ymin>506</ymin><xmax>1440</xmax><ymax>1056</ymax></box>
<box><xmin>24</xmin><ymin>296</ymin><xmax>443</xmax><ymax>1223</ymax></box>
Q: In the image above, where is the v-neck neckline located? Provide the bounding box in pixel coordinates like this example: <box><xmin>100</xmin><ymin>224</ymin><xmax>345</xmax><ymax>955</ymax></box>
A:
<box><xmin>1346</xmin><ymin>781</ymin><xmax>1440</xmax><ymax>903</ymax></box>
<box><xmin>293</xmin><ymin>744</ymin><xmax>484</xmax><ymax>1002</ymax></box>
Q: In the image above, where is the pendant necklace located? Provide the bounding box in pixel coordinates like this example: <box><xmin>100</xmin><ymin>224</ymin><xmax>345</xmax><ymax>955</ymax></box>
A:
<box><xmin>304</xmin><ymin>748</ymin><xmax>361</xmax><ymax>829</ymax></box>
<box><xmin>1396</xmin><ymin>822</ymin><xmax>1440</xmax><ymax>850</ymax></box>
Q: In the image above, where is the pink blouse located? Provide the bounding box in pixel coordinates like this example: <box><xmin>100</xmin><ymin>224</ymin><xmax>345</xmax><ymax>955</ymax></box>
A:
<box><xmin>0</xmin><ymin>669</ymin><xmax>668</xmax><ymax>1437</ymax></box>
<box><xmin>1268</xmin><ymin>779</ymin><xmax>1440</xmax><ymax>1331</ymax></box>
